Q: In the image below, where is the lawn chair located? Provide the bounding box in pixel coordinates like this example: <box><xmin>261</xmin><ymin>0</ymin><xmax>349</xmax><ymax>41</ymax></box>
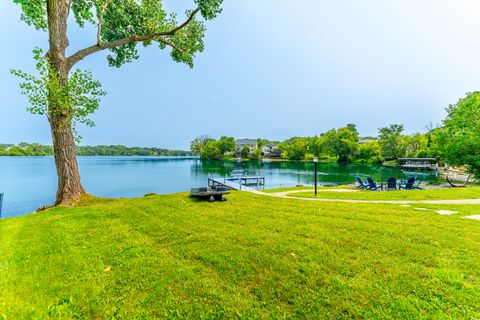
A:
<box><xmin>386</xmin><ymin>177</ymin><xmax>397</xmax><ymax>190</ymax></box>
<box><xmin>367</xmin><ymin>177</ymin><xmax>383</xmax><ymax>191</ymax></box>
<box><xmin>355</xmin><ymin>176</ymin><xmax>368</xmax><ymax>189</ymax></box>
<box><xmin>414</xmin><ymin>179</ymin><xmax>423</xmax><ymax>189</ymax></box>
<box><xmin>399</xmin><ymin>177</ymin><xmax>422</xmax><ymax>190</ymax></box>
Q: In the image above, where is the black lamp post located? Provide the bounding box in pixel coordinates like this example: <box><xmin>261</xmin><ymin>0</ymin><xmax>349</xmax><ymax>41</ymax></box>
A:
<box><xmin>313</xmin><ymin>157</ymin><xmax>318</xmax><ymax>196</ymax></box>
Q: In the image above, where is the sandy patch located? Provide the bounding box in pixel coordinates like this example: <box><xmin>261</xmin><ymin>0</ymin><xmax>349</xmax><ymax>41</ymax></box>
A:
<box><xmin>436</xmin><ymin>210</ymin><xmax>459</xmax><ymax>216</ymax></box>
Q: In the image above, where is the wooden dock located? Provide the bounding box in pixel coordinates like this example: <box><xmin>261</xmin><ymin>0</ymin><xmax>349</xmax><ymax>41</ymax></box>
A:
<box><xmin>208</xmin><ymin>175</ymin><xmax>265</xmax><ymax>191</ymax></box>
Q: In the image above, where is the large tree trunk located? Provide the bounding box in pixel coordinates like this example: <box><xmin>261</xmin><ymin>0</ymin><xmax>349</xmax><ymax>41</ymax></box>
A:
<box><xmin>50</xmin><ymin>116</ymin><xmax>86</xmax><ymax>205</ymax></box>
<box><xmin>47</xmin><ymin>0</ymin><xmax>86</xmax><ymax>205</ymax></box>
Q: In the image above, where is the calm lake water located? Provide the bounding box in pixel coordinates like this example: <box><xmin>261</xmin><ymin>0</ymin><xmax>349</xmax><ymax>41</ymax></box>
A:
<box><xmin>0</xmin><ymin>156</ymin><xmax>438</xmax><ymax>218</ymax></box>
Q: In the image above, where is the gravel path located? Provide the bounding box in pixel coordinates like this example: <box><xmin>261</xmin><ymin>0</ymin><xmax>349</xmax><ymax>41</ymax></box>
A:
<box><xmin>251</xmin><ymin>189</ymin><xmax>480</xmax><ymax>205</ymax></box>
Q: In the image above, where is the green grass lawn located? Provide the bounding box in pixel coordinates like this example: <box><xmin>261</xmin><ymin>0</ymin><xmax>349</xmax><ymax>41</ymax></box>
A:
<box><xmin>288</xmin><ymin>186</ymin><xmax>480</xmax><ymax>201</ymax></box>
<box><xmin>1</xmin><ymin>192</ymin><xmax>480</xmax><ymax>318</ymax></box>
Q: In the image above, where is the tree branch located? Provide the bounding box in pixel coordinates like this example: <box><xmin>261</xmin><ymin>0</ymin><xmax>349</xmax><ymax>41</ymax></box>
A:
<box><xmin>97</xmin><ymin>0</ymin><xmax>110</xmax><ymax>45</ymax></box>
<box><xmin>166</xmin><ymin>8</ymin><xmax>200</xmax><ymax>35</ymax></box>
<box><xmin>158</xmin><ymin>37</ymin><xmax>183</xmax><ymax>51</ymax></box>
<box><xmin>67</xmin><ymin>8</ymin><xmax>200</xmax><ymax>69</ymax></box>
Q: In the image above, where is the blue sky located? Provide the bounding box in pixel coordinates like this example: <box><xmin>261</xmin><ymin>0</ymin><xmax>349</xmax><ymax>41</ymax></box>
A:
<box><xmin>1</xmin><ymin>0</ymin><xmax>480</xmax><ymax>149</ymax></box>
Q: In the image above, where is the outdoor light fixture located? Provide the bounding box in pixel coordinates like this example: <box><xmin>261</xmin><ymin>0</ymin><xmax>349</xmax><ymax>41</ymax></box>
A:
<box><xmin>313</xmin><ymin>157</ymin><xmax>318</xmax><ymax>196</ymax></box>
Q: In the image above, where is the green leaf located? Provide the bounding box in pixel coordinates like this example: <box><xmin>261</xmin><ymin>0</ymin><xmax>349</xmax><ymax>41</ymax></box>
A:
<box><xmin>13</xmin><ymin>0</ymin><xmax>47</xmax><ymax>30</ymax></box>
<box><xmin>11</xmin><ymin>48</ymin><xmax>106</xmax><ymax>142</ymax></box>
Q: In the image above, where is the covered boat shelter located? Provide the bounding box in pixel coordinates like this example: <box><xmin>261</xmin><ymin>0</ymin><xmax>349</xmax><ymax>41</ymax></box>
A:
<box><xmin>398</xmin><ymin>158</ymin><xmax>438</xmax><ymax>171</ymax></box>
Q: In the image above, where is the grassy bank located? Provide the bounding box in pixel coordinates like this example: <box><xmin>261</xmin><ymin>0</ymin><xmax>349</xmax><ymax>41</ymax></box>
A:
<box><xmin>288</xmin><ymin>186</ymin><xmax>480</xmax><ymax>201</ymax></box>
<box><xmin>1</xmin><ymin>192</ymin><xmax>480</xmax><ymax>318</ymax></box>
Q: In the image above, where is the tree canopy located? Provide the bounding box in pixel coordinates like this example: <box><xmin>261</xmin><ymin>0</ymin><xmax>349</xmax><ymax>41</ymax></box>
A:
<box><xmin>378</xmin><ymin>124</ymin><xmax>405</xmax><ymax>160</ymax></box>
<box><xmin>191</xmin><ymin>136</ymin><xmax>235</xmax><ymax>160</ymax></box>
<box><xmin>14</xmin><ymin>0</ymin><xmax>222</xmax><ymax>68</ymax></box>
<box><xmin>323</xmin><ymin>124</ymin><xmax>359</xmax><ymax>163</ymax></box>
<box><xmin>443</xmin><ymin>92</ymin><xmax>480</xmax><ymax>176</ymax></box>
<box><xmin>13</xmin><ymin>0</ymin><xmax>223</xmax><ymax>131</ymax></box>
<box><xmin>218</xmin><ymin>136</ymin><xmax>236</xmax><ymax>155</ymax></box>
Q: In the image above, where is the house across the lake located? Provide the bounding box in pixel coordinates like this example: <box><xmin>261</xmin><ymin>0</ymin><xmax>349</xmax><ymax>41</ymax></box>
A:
<box><xmin>262</xmin><ymin>143</ymin><xmax>281</xmax><ymax>158</ymax></box>
<box><xmin>235</xmin><ymin>139</ymin><xmax>281</xmax><ymax>158</ymax></box>
<box><xmin>359</xmin><ymin>138</ymin><xmax>376</xmax><ymax>144</ymax></box>
<box><xmin>236</xmin><ymin>139</ymin><xmax>257</xmax><ymax>155</ymax></box>
<box><xmin>236</xmin><ymin>138</ymin><xmax>257</xmax><ymax>149</ymax></box>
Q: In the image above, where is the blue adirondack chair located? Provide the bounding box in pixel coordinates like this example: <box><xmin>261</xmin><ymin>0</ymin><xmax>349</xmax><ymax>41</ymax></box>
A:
<box><xmin>386</xmin><ymin>177</ymin><xmax>397</xmax><ymax>190</ymax></box>
<box><xmin>367</xmin><ymin>177</ymin><xmax>383</xmax><ymax>191</ymax></box>
<box><xmin>400</xmin><ymin>177</ymin><xmax>423</xmax><ymax>190</ymax></box>
<box><xmin>415</xmin><ymin>179</ymin><xmax>423</xmax><ymax>189</ymax></box>
<box><xmin>356</xmin><ymin>176</ymin><xmax>368</xmax><ymax>189</ymax></box>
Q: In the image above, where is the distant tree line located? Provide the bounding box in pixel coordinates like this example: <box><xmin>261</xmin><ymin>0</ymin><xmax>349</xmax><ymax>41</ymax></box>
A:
<box><xmin>0</xmin><ymin>143</ymin><xmax>54</xmax><ymax>156</ymax></box>
<box><xmin>0</xmin><ymin>143</ymin><xmax>192</xmax><ymax>157</ymax></box>
<box><xmin>190</xmin><ymin>91</ymin><xmax>480</xmax><ymax>178</ymax></box>
<box><xmin>76</xmin><ymin>145</ymin><xmax>192</xmax><ymax>156</ymax></box>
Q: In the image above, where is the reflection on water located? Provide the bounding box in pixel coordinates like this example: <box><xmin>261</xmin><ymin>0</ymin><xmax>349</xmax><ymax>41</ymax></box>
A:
<box><xmin>0</xmin><ymin>157</ymin><xmax>438</xmax><ymax>218</ymax></box>
<box><xmin>191</xmin><ymin>160</ymin><xmax>438</xmax><ymax>187</ymax></box>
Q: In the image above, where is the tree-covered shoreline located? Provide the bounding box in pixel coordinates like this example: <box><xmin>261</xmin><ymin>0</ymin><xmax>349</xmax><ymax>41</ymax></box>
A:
<box><xmin>189</xmin><ymin>92</ymin><xmax>480</xmax><ymax>179</ymax></box>
<box><xmin>190</xmin><ymin>124</ymin><xmax>431</xmax><ymax>164</ymax></box>
<box><xmin>0</xmin><ymin>143</ymin><xmax>192</xmax><ymax>157</ymax></box>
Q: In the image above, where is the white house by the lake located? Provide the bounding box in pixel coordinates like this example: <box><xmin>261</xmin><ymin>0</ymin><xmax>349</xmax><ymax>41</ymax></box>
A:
<box><xmin>235</xmin><ymin>139</ymin><xmax>281</xmax><ymax>158</ymax></box>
